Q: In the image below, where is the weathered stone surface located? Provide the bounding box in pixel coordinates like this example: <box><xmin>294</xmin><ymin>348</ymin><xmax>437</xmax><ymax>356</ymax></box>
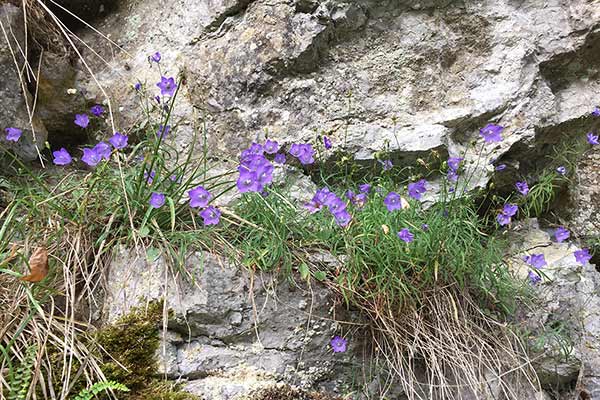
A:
<box><xmin>508</xmin><ymin>220</ymin><xmax>600</xmax><ymax>399</ymax></box>
<box><xmin>0</xmin><ymin>3</ymin><xmax>47</xmax><ymax>161</ymax></box>
<box><xmin>104</xmin><ymin>246</ymin><xmax>364</xmax><ymax>398</ymax></box>
<box><xmin>57</xmin><ymin>0</ymin><xmax>599</xmax><ymax>197</ymax></box>
<box><xmin>565</xmin><ymin>147</ymin><xmax>600</xmax><ymax>240</ymax></box>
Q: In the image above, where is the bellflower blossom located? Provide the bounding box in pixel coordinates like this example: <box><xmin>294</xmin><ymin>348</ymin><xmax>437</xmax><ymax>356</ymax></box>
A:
<box><xmin>515</xmin><ymin>181</ymin><xmax>529</xmax><ymax>196</ymax></box>
<box><xmin>151</xmin><ymin>52</ymin><xmax>161</xmax><ymax>63</ymax></box>
<box><xmin>94</xmin><ymin>142</ymin><xmax>112</xmax><ymax>160</ymax></box>
<box><xmin>479</xmin><ymin>124</ymin><xmax>504</xmax><ymax>143</ymax></box>
<box><xmin>528</xmin><ymin>271</ymin><xmax>542</xmax><ymax>285</ymax></box>
<box><xmin>384</xmin><ymin>192</ymin><xmax>402</xmax><ymax>212</ymax></box>
<box><xmin>592</xmin><ymin>106</ymin><xmax>600</xmax><ymax>117</ymax></box>
<box><xmin>359</xmin><ymin>184</ymin><xmax>371</xmax><ymax>193</ymax></box>
<box><xmin>524</xmin><ymin>253</ymin><xmax>547</xmax><ymax>269</ymax></box>
<box><xmin>556</xmin><ymin>166</ymin><xmax>566</xmax><ymax>175</ymax></box>
<box><xmin>5</xmin><ymin>127</ymin><xmax>22</xmax><ymax>142</ymax></box>
<box><xmin>109</xmin><ymin>132</ymin><xmax>128</xmax><ymax>149</ymax></box>
<box><xmin>189</xmin><ymin>186</ymin><xmax>212</xmax><ymax>208</ymax></box>
<box><xmin>323</xmin><ymin>136</ymin><xmax>332</xmax><ymax>150</ymax></box>
<box><xmin>81</xmin><ymin>148</ymin><xmax>102</xmax><ymax>167</ymax></box>
<box><xmin>263</xmin><ymin>139</ymin><xmax>279</xmax><ymax>154</ymax></box>
<box><xmin>497</xmin><ymin>203</ymin><xmax>518</xmax><ymax>226</ymax></box>
<box><xmin>330</xmin><ymin>336</ymin><xmax>347</xmax><ymax>353</ymax></box>
<box><xmin>90</xmin><ymin>105</ymin><xmax>104</xmax><ymax>116</ymax></box>
<box><xmin>407</xmin><ymin>179</ymin><xmax>427</xmax><ymax>200</ymax></box>
<box><xmin>200</xmin><ymin>206</ymin><xmax>221</xmax><ymax>226</ymax></box>
<box><xmin>157</xmin><ymin>125</ymin><xmax>171</xmax><ymax>139</ymax></box>
<box><xmin>52</xmin><ymin>148</ymin><xmax>72</xmax><ymax>165</ymax></box>
<box><xmin>379</xmin><ymin>159</ymin><xmax>393</xmax><ymax>171</ymax></box>
<box><xmin>157</xmin><ymin>76</ymin><xmax>177</xmax><ymax>97</ymax></box>
<box><xmin>397</xmin><ymin>228</ymin><xmax>414</xmax><ymax>243</ymax></box>
<box><xmin>587</xmin><ymin>132</ymin><xmax>599</xmax><ymax>145</ymax></box>
<box><xmin>149</xmin><ymin>192</ymin><xmax>165</xmax><ymax>208</ymax></box>
<box><xmin>144</xmin><ymin>170</ymin><xmax>156</xmax><ymax>184</ymax></box>
<box><xmin>134</xmin><ymin>82</ymin><xmax>142</xmax><ymax>91</ymax></box>
<box><xmin>289</xmin><ymin>143</ymin><xmax>315</xmax><ymax>165</ymax></box>
<box><xmin>495</xmin><ymin>164</ymin><xmax>507</xmax><ymax>171</ymax></box>
<box><xmin>574</xmin><ymin>249</ymin><xmax>592</xmax><ymax>265</ymax></box>
<box><xmin>554</xmin><ymin>227</ymin><xmax>570</xmax><ymax>243</ymax></box>
<box><xmin>274</xmin><ymin>153</ymin><xmax>286</xmax><ymax>164</ymax></box>
<box><xmin>74</xmin><ymin>114</ymin><xmax>90</xmax><ymax>128</ymax></box>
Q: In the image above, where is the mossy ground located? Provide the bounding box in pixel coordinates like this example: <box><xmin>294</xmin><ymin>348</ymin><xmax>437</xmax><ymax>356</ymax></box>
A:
<box><xmin>250</xmin><ymin>386</ymin><xmax>342</xmax><ymax>400</ymax></box>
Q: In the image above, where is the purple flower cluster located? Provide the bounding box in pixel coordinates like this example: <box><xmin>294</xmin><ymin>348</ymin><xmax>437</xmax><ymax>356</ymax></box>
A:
<box><xmin>497</xmin><ymin>203</ymin><xmax>518</xmax><ymax>226</ymax></box>
<box><xmin>305</xmin><ymin>187</ymin><xmax>352</xmax><ymax>227</ymax></box>
<box><xmin>237</xmin><ymin>143</ymin><xmax>275</xmax><ymax>193</ymax></box>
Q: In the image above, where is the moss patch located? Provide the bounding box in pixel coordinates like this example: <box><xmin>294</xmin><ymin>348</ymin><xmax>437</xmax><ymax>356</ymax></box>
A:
<box><xmin>97</xmin><ymin>301</ymin><xmax>198</xmax><ymax>400</ymax></box>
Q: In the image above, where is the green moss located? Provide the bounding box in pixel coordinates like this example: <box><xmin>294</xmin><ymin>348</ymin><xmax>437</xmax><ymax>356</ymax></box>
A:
<box><xmin>96</xmin><ymin>301</ymin><xmax>198</xmax><ymax>400</ymax></box>
<box><xmin>97</xmin><ymin>301</ymin><xmax>163</xmax><ymax>391</ymax></box>
<box><xmin>250</xmin><ymin>386</ymin><xmax>342</xmax><ymax>400</ymax></box>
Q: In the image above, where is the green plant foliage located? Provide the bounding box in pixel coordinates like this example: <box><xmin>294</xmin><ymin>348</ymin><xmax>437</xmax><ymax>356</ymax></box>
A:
<box><xmin>6</xmin><ymin>345</ymin><xmax>37</xmax><ymax>400</ymax></box>
<box><xmin>73</xmin><ymin>381</ymin><xmax>129</xmax><ymax>400</ymax></box>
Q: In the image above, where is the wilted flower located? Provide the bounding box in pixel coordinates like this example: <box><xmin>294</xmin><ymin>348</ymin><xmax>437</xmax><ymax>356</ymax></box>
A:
<box><xmin>52</xmin><ymin>148</ymin><xmax>72</xmax><ymax>165</ymax></box>
<box><xmin>352</xmin><ymin>193</ymin><xmax>367</xmax><ymax>208</ymax></box>
<box><xmin>587</xmin><ymin>132</ymin><xmax>599</xmax><ymax>145</ymax></box>
<box><xmin>274</xmin><ymin>153</ymin><xmax>286</xmax><ymax>164</ymax></box>
<box><xmin>90</xmin><ymin>105</ymin><xmax>104</xmax><ymax>116</ymax></box>
<box><xmin>151</xmin><ymin>51</ymin><xmax>161</xmax><ymax>63</ymax></box>
<box><xmin>94</xmin><ymin>142</ymin><xmax>112</xmax><ymax>160</ymax></box>
<box><xmin>109</xmin><ymin>132</ymin><xmax>128</xmax><ymax>149</ymax></box>
<box><xmin>81</xmin><ymin>148</ymin><xmax>102</xmax><ymax>167</ymax></box>
<box><xmin>515</xmin><ymin>181</ymin><xmax>529</xmax><ymax>196</ymax></box>
<box><xmin>554</xmin><ymin>227</ymin><xmax>570</xmax><ymax>243</ymax></box>
<box><xmin>384</xmin><ymin>192</ymin><xmax>402</xmax><ymax>212</ymax></box>
<box><xmin>149</xmin><ymin>192</ymin><xmax>165</xmax><ymax>208</ymax></box>
<box><xmin>323</xmin><ymin>136</ymin><xmax>332</xmax><ymax>150</ymax></box>
<box><xmin>421</xmin><ymin>223</ymin><xmax>429</xmax><ymax>231</ymax></box>
<box><xmin>556</xmin><ymin>166</ymin><xmax>566</xmax><ymax>175</ymax></box>
<box><xmin>528</xmin><ymin>271</ymin><xmax>542</xmax><ymax>285</ymax></box>
<box><xmin>479</xmin><ymin>123</ymin><xmax>504</xmax><ymax>143</ymax></box>
<box><xmin>379</xmin><ymin>159</ymin><xmax>393</xmax><ymax>171</ymax></box>
<box><xmin>74</xmin><ymin>114</ymin><xmax>90</xmax><ymax>128</ymax></box>
<box><xmin>524</xmin><ymin>253</ymin><xmax>547</xmax><ymax>269</ymax></box>
<box><xmin>5</xmin><ymin>127</ymin><xmax>22</xmax><ymax>142</ymax></box>
<box><xmin>397</xmin><ymin>228</ymin><xmax>414</xmax><ymax>243</ymax></box>
<box><xmin>407</xmin><ymin>179</ymin><xmax>427</xmax><ymax>200</ymax></box>
<box><xmin>574</xmin><ymin>248</ymin><xmax>592</xmax><ymax>265</ymax></box>
<box><xmin>264</xmin><ymin>139</ymin><xmax>279</xmax><ymax>154</ymax></box>
<box><xmin>189</xmin><ymin>186</ymin><xmax>212</xmax><ymax>208</ymax></box>
<box><xmin>330</xmin><ymin>336</ymin><xmax>347</xmax><ymax>353</ymax></box>
<box><xmin>157</xmin><ymin>76</ymin><xmax>177</xmax><ymax>97</ymax></box>
<box><xmin>359</xmin><ymin>184</ymin><xmax>371</xmax><ymax>193</ymax></box>
<box><xmin>200</xmin><ymin>206</ymin><xmax>221</xmax><ymax>226</ymax></box>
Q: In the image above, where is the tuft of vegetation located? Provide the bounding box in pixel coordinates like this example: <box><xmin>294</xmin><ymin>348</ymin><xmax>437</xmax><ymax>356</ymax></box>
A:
<box><xmin>73</xmin><ymin>381</ymin><xmax>129</xmax><ymax>400</ymax></box>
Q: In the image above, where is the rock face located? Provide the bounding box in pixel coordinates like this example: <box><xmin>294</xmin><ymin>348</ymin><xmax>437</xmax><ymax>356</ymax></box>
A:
<box><xmin>509</xmin><ymin>220</ymin><xmax>600</xmax><ymax>399</ymax></box>
<box><xmin>58</xmin><ymin>0</ymin><xmax>600</xmax><ymax>187</ymax></box>
<box><xmin>566</xmin><ymin>146</ymin><xmax>600</xmax><ymax>240</ymax></box>
<box><xmin>103</xmin><ymin>247</ymin><xmax>367</xmax><ymax>399</ymax></box>
<box><xmin>0</xmin><ymin>3</ymin><xmax>47</xmax><ymax>161</ymax></box>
